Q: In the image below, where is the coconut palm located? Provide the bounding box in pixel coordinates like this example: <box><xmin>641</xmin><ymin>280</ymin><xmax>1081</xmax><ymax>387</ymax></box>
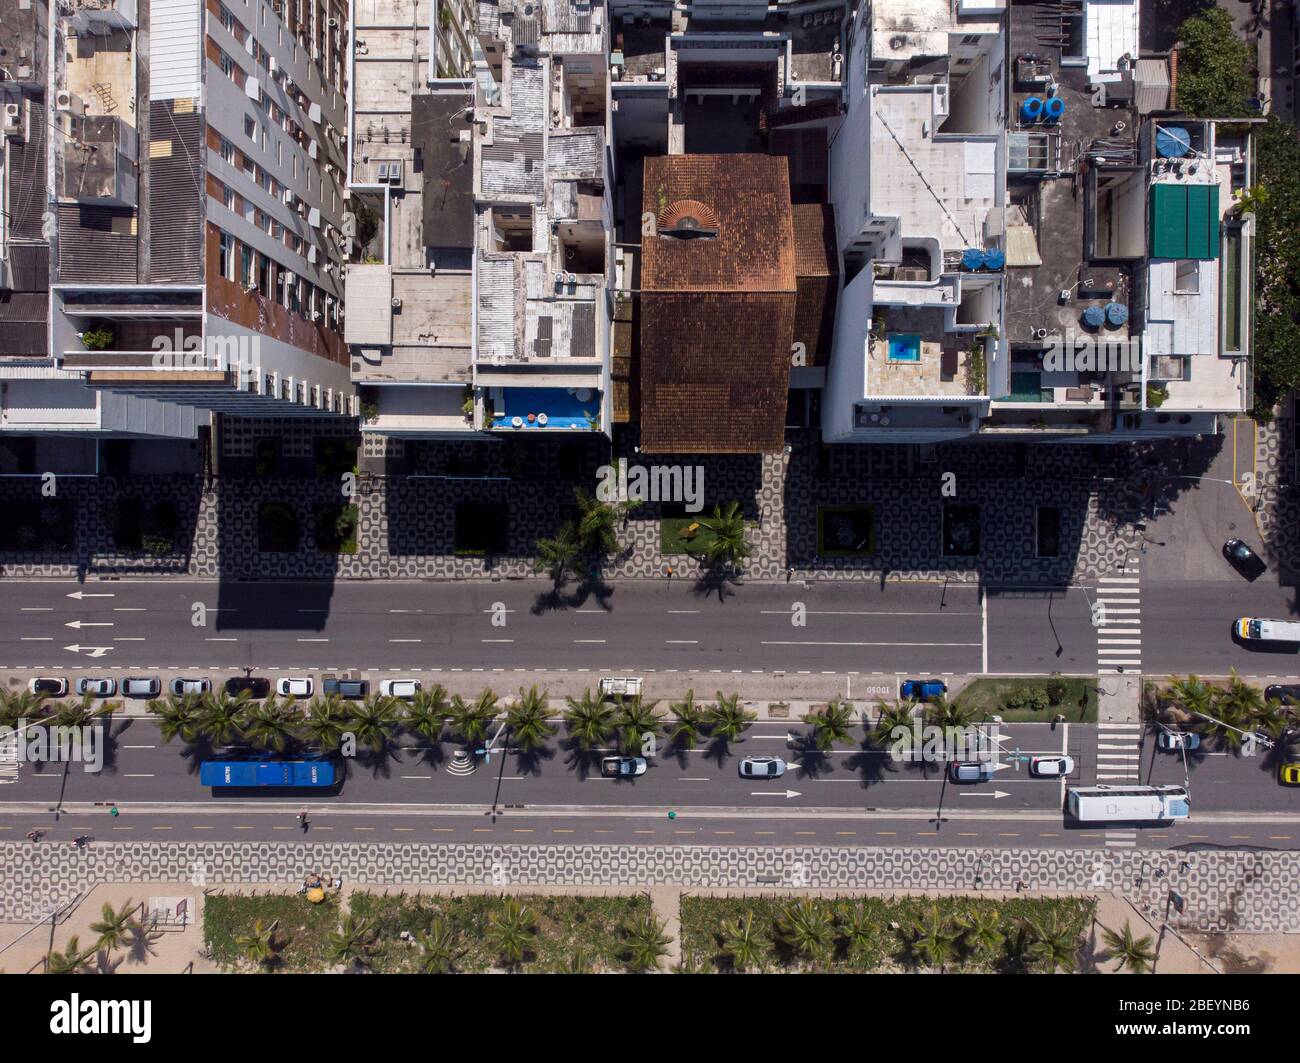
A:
<box><xmin>563</xmin><ymin>689</ymin><xmax>615</xmax><ymax>750</ymax></box>
<box><xmin>924</xmin><ymin>695</ymin><xmax>975</xmax><ymax>730</ymax></box>
<box><xmin>404</xmin><ymin>685</ymin><xmax>451</xmax><ymax>744</ymax></box>
<box><xmin>697</xmin><ymin>500</ymin><xmax>752</xmax><ymax>570</ymax></box>
<box><xmin>1101</xmin><ymin>921</ymin><xmax>1158</xmax><ymax>974</ymax></box>
<box><xmin>488</xmin><ymin>899</ymin><xmax>536</xmax><ymax>971</ymax></box>
<box><xmin>90</xmin><ymin>899</ymin><xmax>139</xmax><ymax>954</ymax></box>
<box><xmin>239</xmin><ymin>696</ymin><xmax>301</xmax><ymax>753</ymax></box>
<box><xmin>447</xmin><ymin>689</ymin><xmax>499</xmax><ymax>747</ymax></box>
<box><xmin>873</xmin><ymin>699</ymin><xmax>919</xmax><ymax>752</ymax></box>
<box><xmin>1162</xmin><ymin>674</ymin><xmax>1214</xmax><ymax>720</ymax></box>
<box><xmin>802</xmin><ymin>694</ymin><xmax>856</xmax><ymax>752</ymax></box>
<box><xmin>572</xmin><ymin>488</ymin><xmax>620</xmax><ymax>557</ymax></box>
<box><xmin>348</xmin><ymin>694</ymin><xmax>399</xmax><ymax>753</ymax></box>
<box><xmin>300</xmin><ymin>695</ymin><xmax>351</xmax><ymax>752</ymax></box>
<box><xmin>722</xmin><ymin>911</ymin><xmax>763</xmax><ymax>972</ymax></box>
<box><xmin>235</xmin><ymin>919</ymin><xmax>283</xmax><ymax>971</ymax></box>
<box><xmin>53</xmin><ymin>693</ymin><xmax>115</xmax><ymax>730</ymax></box>
<box><xmin>907</xmin><ymin>904</ymin><xmax>960</xmax><ymax>971</ymax></box>
<box><xmin>197</xmin><ymin>689</ymin><xmax>250</xmax><ymax>747</ymax></box>
<box><xmin>667</xmin><ymin>690</ymin><xmax>707</xmax><ymax>750</ymax></box>
<box><xmin>778</xmin><ymin>900</ymin><xmax>833</xmax><ymax>967</ymax></box>
<box><xmin>956</xmin><ymin>907</ymin><xmax>1005</xmax><ymax>965</ymax></box>
<box><xmin>415</xmin><ymin>918</ymin><xmax>463</xmax><ymax>974</ymax></box>
<box><xmin>507</xmin><ymin>686</ymin><xmax>556</xmax><ymax>752</ymax></box>
<box><xmin>1215</xmin><ymin>670</ymin><xmax>1267</xmax><ymax>748</ymax></box>
<box><xmin>624</xmin><ymin>913</ymin><xmax>673</xmax><ymax>973</ymax></box>
<box><xmin>0</xmin><ymin>688</ymin><xmax>51</xmax><ymax>730</ymax></box>
<box><xmin>45</xmin><ymin>935</ymin><xmax>94</xmax><ymax>975</ymax></box>
<box><xmin>1022</xmin><ymin>911</ymin><xmax>1079</xmax><ymax>973</ymax></box>
<box><xmin>147</xmin><ymin>693</ymin><xmax>201</xmax><ymax>745</ymax></box>
<box><xmin>614</xmin><ymin>694</ymin><xmax>662</xmax><ymax>754</ymax></box>
<box><xmin>707</xmin><ymin>691</ymin><xmax>755</xmax><ymax>744</ymax></box>
<box><xmin>329</xmin><ymin>915</ymin><xmax>376</xmax><ymax>971</ymax></box>
<box><xmin>534</xmin><ymin>521</ymin><xmax>580</xmax><ymax>582</ymax></box>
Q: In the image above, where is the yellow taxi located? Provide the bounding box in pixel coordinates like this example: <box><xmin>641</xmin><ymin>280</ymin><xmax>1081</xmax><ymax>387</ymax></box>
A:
<box><xmin>1279</xmin><ymin>763</ymin><xmax>1300</xmax><ymax>787</ymax></box>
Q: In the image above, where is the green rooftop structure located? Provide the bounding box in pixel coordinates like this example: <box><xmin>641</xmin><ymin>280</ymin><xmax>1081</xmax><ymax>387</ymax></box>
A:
<box><xmin>1149</xmin><ymin>183</ymin><xmax>1219</xmax><ymax>260</ymax></box>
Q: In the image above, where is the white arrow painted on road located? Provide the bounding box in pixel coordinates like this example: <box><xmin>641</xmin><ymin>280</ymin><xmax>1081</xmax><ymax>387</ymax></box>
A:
<box><xmin>64</xmin><ymin>644</ymin><xmax>113</xmax><ymax>658</ymax></box>
<box><xmin>750</xmin><ymin>789</ymin><xmax>802</xmax><ymax>799</ymax></box>
<box><xmin>65</xmin><ymin>620</ymin><xmax>113</xmax><ymax>629</ymax></box>
<box><xmin>959</xmin><ymin>790</ymin><xmax>1011</xmax><ymax>798</ymax></box>
<box><xmin>66</xmin><ymin>591</ymin><xmax>114</xmax><ymax>599</ymax></box>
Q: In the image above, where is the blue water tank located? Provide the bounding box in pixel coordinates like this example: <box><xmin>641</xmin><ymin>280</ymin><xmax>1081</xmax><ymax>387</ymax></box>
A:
<box><xmin>1042</xmin><ymin>95</ymin><xmax>1065</xmax><ymax>124</ymax></box>
<box><xmin>1081</xmin><ymin>305</ymin><xmax>1106</xmax><ymax>329</ymax></box>
<box><xmin>961</xmin><ymin>248</ymin><xmax>985</xmax><ymax>271</ymax></box>
<box><xmin>1105</xmin><ymin>302</ymin><xmax>1129</xmax><ymax>327</ymax></box>
<box><xmin>1156</xmin><ymin>125</ymin><xmax>1191</xmax><ymax>158</ymax></box>
<box><xmin>1020</xmin><ymin>96</ymin><xmax>1044</xmax><ymax>124</ymax></box>
<box><xmin>981</xmin><ymin>248</ymin><xmax>1006</xmax><ymax>271</ymax></box>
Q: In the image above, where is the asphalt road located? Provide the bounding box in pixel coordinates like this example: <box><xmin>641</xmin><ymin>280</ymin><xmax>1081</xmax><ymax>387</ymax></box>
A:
<box><xmin>1142</xmin><ymin>578</ymin><xmax>1300</xmax><ymax>676</ymax></box>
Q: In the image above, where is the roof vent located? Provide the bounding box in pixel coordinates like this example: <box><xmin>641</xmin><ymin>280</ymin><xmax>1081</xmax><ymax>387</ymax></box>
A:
<box><xmin>658</xmin><ymin>200</ymin><xmax>719</xmax><ymax>240</ymax></box>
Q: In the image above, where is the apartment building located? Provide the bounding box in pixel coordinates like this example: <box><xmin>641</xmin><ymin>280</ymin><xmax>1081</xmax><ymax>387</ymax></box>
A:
<box><xmin>0</xmin><ymin>0</ymin><xmax>354</xmax><ymax>470</ymax></box>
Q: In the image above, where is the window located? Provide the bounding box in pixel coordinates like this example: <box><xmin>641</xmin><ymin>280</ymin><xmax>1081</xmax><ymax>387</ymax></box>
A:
<box><xmin>240</xmin><ymin>244</ymin><xmax>255</xmax><ymax>287</ymax></box>
<box><xmin>218</xmin><ymin>2</ymin><xmax>237</xmax><ymax>33</ymax></box>
<box><xmin>218</xmin><ymin>231</ymin><xmax>235</xmax><ymax>281</ymax></box>
<box><xmin>223</xmin><ymin>186</ymin><xmax>236</xmax><ymax>212</ymax></box>
<box><xmin>219</xmin><ymin>50</ymin><xmax>236</xmax><ymax>78</ymax></box>
<box><xmin>1174</xmin><ymin>259</ymin><xmax>1200</xmax><ymax>294</ymax></box>
<box><xmin>244</xmin><ymin>114</ymin><xmax>257</xmax><ymax>141</ymax></box>
<box><xmin>219</xmin><ymin>135</ymin><xmax>236</xmax><ymax>164</ymax></box>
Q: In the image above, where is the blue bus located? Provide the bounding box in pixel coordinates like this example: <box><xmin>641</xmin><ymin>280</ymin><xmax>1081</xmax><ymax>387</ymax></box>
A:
<box><xmin>200</xmin><ymin>758</ymin><xmax>336</xmax><ymax>788</ymax></box>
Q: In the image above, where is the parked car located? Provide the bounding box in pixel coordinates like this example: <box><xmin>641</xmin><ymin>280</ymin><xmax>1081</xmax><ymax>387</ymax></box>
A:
<box><xmin>169</xmin><ymin>677</ymin><xmax>210</xmax><ymax>697</ymax></box>
<box><xmin>323</xmin><ymin>677</ymin><xmax>369</xmax><ymax>698</ymax></box>
<box><xmin>379</xmin><ymin>679</ymin><xmax>420</xmax><ymax>700</ymax></box>
<box><xmin>601</xmin><ymin>756</ymin><xmax>647</xmax><ymax>778</ymax></box>
<box><xmin>75</xmin><ymin>678</ymin><xmax>116</xmax><ymax>697</ymax></box>
<box><xmin>739</xmin><ymin>756</ymin><xmax>787</xmax><ymax>779</ymax></box>
<box><xmin>225</xmin><ymin>676</ymin><xmax>271</xmax><ymax>699</ymax></box>
<box><xmin>900</xmin><ymin>679</ymin><xmax>948</xmax><ymax>701</ymax></box>
<box><xmin>948</xmin><ymin>760</ymin><xmax>996</xmax><ymax>783</ymax></box>
<box><xmin>29</xmin><ymin>677</ymin><xmax>68</xmax><ymax>697</ymax></box>
<box><xmin>1265</xmin><ymin>684</ymin><xmax>1300</xmax><ymax>706</ymax></box>
<box><xmin>1279</xmin><ymin>763</ymin><xmax>1300</xmax><ymax>787</ymax></box>
<box><xmin>122</xmin><ymin>677</ymin><xmax>161</xmax><ymax>699</ymax></box>
<box><xmin>1029</xmin><ymin>755</ymin><xmax>1075</xmax><ymax>777</ymax></box>
<box><xmin>1223</xmin><ymin>538</ymin><xmax>1267</xmax><ymax>580</ymax></box>
<box><xmin>1158</xmin><ymin>730</ymin><xmax>1201</xmax><ymax>752</ymax></box>
<box><xmin>277</xmin><ymin>677</ymin><xmax>314</xmax><ymax>698</ymax></box>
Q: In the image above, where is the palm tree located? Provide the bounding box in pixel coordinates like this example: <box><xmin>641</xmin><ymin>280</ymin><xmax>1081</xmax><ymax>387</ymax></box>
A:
<box><xmin>300</xmin><ymin>694</ymin><xmax>351</xmax><ymax>752</ymax></box>
<box><xmin>415</xmin><ymin>918</ymin><xmax>463</xmax><ymax>974</ymax></box>
<box><xmin>348</xmin><ymin>694</ymin><xmax>399</xmax><ymax>753</ymax></box>
<box><xmin>924</xmin><ymin>695</ymin><xmax>975</xmax><ymax>730</ymax></box>
<box><xmin>1101</xmin><ymin>921</ymin><xmax>1157</xmax><ymax>974</ymax></box>
<box><xmin>563</xmin><ymin>689</ymin><xmax>615</xmax><ymax>750</ymax></box>
<box><xmin>614</xmin><ymin>694</ymin><xmax>662</xmax><ymax>754</ymax></box>
<box><xmin>572</xmin><ymin>488</ymin><xmax>620</xmax><ymax>557</ymax></box>
<box><xmin>534</xmin><ymin>521</ymin><xmax>580</xmax><ymax>582</ymax></box>
<box><xmin>956</xmin><ymin>907</ymin><xmax>1005</xmax><ymax>966</ymax></box>
<box><xmin>488</xmin><ymin>898</ymin><xmax>536</xmax><ymax>971</ymax></box>
<box><xmin>447</xmin><ymin>689</ymin><xmax>499</xmax><ymax>748</ymax></box>
<box><xmin>240</xmin><ymin>696</ymin><xmax>301</xmax><ymax>753</ymax></box>
<box><xmin>404</xmin><ymin>685</ymin><xmax>451</xmax><ymax>744</ymax></box>
<box><xmin>235</xmin><ymin>919</ymin><xmax>283</xmax><ymax>971</ymax></box>
<box><xmin>668</xmin><ymin>690</ymin><xmax>707</xmax><ymax>750</ymax></box>
<box><xmin>873</xmin><ymin>699</ymin><xmax>919</xmax><ymax>753</ymax></box>
<box><xmin>54</xmin><ymin>693</ymin><xmax>115</xmax><ymax>730</ymax></box>
<box><xmin>698</xmin><ymin>500</ymin><xmax>752</xmax><ymax>570</ymax></box>
<box><xmin>907</xmin><ymin>904</ymin><xmax>960</xmax><ymax>971</ymax></box>
<box><xmin>802</xmin><ymin>694</ymin><xmax>856</xmax><ymax>752</ymax></box>
<box><xmin>90</xmin><ymin>899</ymin><xmax>139</xmax><ymax>954</ymax></box>
<box><xmin>778</xmin><ymin>900</ymin><xmax>833</xmax><ymax>967</ymax></box>
<box><xmin>1162</xmin><ymin>674</ymin><xmax>1214</xmax><ymax>721</ymax></box>
<box><xmin>837</xmin><ymin>902</ymin><xmax>875</xmax><ymax>965</ymax></box>
<box><xmin>707</xmin><ymin>691</ymin><xmax>755</xmax><ymax>744</ymax></box>
<box><xmin>624</xmin><ymin>913</ymin><xmax>673</xmax><ymax>973</ymax></box>
<box><xmin>1213</xmin><ymin>670</ymin><xmax>1267</xmax><ymax>749</ymax></box>
<box><xmin>507</xmin><ymin>686</ymin><xmax>556</xmax><ymax>752</ymax></box>
<box><xmin>197</xmin><ymin>689</ymin><xmax>249</xmax><ymax>747</ymax></box>
<box><xmin>1022</xmin><ymin>911</ymin><xmax>1079</xmax><ymax>973</ymax></box>
<box><xmin>723</xmin><ymin>911</ymin><xmax>763</xmax><ymax>972</ymax></box>
<box><xmin>147</xmin><ymin>693</ymin><xmax>200</xmax><ymax>745</ymax></box>
<box><xmin>45</xmin><ymin>935</ymin><xmax>93</xmax><ymax>974</ymax></box>
<box><xmin>329</xmin><ymin>914</ymin><xmax>375</xmax><ymax>971</ymax></box>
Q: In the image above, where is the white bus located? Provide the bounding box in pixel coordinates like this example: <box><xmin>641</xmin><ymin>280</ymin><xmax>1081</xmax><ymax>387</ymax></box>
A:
<box><xmin>1236</xmin><ymin>617</ymin><xmax>1300</xmax><ymax>643</ymax></box>
<box><xmin>1067</xmin><ymin>784</ymin><xmax>1189</xmax><ymax>824</ymax></box>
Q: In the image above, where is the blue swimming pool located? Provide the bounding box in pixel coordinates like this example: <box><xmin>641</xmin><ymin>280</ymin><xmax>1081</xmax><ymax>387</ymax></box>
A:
<box><xmin>492</xmin><ymin>387</ymin><xmax>600</xmax><ymax>430</ymax></box>
<box><xmin>887</xmin><ymin>333</ymin><xmax>922</xmax><ymax>363</ymax></box>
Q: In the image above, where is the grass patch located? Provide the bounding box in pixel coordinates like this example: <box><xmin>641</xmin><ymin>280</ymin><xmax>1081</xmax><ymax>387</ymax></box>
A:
<box><xmin>313</xmin><ymin>502</ymin><xmax>358</xmax><ymax>554</ymax></box>
<box><xmin>347</xmin><ymin>891</ymin><xmax>654</xmax><ymax>972</ymax></box>
<box><xmin>680</xmin><ymin>894</ymin><xmax>1095</xmax><ymax>973</ymax></box>
<box><xmin>955</xmin><ymin>676</ymin><xmax>1097</xmax><ymax>722</ymax></box>
<box><xmin>660</xmin><ymin>505</ymin><xmax>715</xmax><ymax>556</ymax></box>
<box><xmin>817</xmin><ymin>505</ymin><xmax>876</xmax><ymax>556</ymax></box>
<box><xmin>203</xmin><ymin>892</ymin><xmax>341</xmax><ymax>972</ymax></box>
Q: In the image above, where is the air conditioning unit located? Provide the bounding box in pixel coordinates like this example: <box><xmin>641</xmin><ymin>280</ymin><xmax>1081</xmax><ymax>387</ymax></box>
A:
<box><xmin>55</xmin><ymin>90</ymin><xmax>84</xmax><ymax>114</ymax></box>
<box><xmin>391</xmin><ymin>296</ymin><xmax>402</xmax><ymax>310</ymax></box>
<box><xmin>245</xmin><ymin>76</ymin><xmax>262</xmax><ymax>100</ymax></box>
<box><xmin>308</xmin><ymin>139</ymin><xmax>318</xmax><ymax>159</ymax></box>
<box><xmin>308</xmin><ymin>206</ymin><xmax>321</xmax><ymax>227</ymax></box>
<box><xmin>3</xmin><ymin>101</ymin><xmax>25</xmax><ymax>141</ymax></box>
<box><xmin>308</xmin><ymin>101</ymin><xmax>323</xmax><ymax>124</ymax></box>
<box><xmin>283</xmin><ymin>188</ymin><xmax>297</xmax><ymax>206</ymax></box>
<box><xmin>268</xmin><ymin>56</ymin><xmax>279</xmax><ymax>74</ymax></box>
<box><xmin>327</xmin><ymin>16</ymin><xmax>338</xmax><ymax>27</ymax></box>
<box><xmin>307</xmin><ymin>245</ymin><xmax>318</xmax><ymax>263</ymax></box>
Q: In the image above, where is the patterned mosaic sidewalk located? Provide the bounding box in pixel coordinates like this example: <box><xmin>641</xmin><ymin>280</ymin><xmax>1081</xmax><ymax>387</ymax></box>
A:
<box><xmin>2</xmin><ymin>841</ymin><xmax>1295</xmax><ymax>934</ymax></box>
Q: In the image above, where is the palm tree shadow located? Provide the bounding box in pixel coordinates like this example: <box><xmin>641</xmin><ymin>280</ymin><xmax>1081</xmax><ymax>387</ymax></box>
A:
<box><xmin>700</xmin><ymin>736</ymin><xmax>740</xmax><ymax>769</ymax></box>
<box><xmin>355</xmin><ymin>745</ymin><xmax>399</xmax><ymax>780</ymax></box>
<box><xmin>788</xmin><ymin>733</ymin><xmax>836</xmax><ymax>780</ymax></box>
<box><xmin>409</xmin><ymin>741</ymin><xmax>447</xmax><ymax>772</ymax></box>
<box><xmin>560</xmin><ymin>738</ymin><xmax>602</xmax><ymax>780</ymax></box>
<box><xmin>94</xmin><ymin>948</ymin><xmax>125</xmax><ymax>975</ymax></box>
<box><xmin>512</xmin><ymin>744</ymin><xmax>557</xmax><ymax>777</ymax></box>
<box><xmin>691</xmin><ymin>565</ymin><xmax>742</xmax><ymax>603</ymax></box>
<box><xmin>843</xmin><ymin>742</ymin><xmax>892</xmax><ymax>787</ymax></box>
<box><xmin>530</xmin><ymin>571</ymin><xmax>615</xmax><ymax>614</ymax></box>
<box><xmin>123</xmin><ymin>924</ymin><xmax>162</xmax><ymax>966</ymax></box>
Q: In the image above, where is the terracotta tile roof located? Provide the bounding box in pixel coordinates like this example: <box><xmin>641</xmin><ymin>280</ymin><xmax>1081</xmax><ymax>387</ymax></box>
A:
<box><xmin>791</xmin><ymin>203</ymin><xmax>839</xmax><ymax>368</ymax></box>
<box><xmin>791</xmin><ymin>203</ymin><xmax>838</xmax><ymax>278</ymax></box>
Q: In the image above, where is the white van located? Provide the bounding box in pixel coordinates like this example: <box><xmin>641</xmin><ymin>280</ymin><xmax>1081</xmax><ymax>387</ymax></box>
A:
<box><xmin>1236</xmin><ymin>618</ymin><xmax>1300</xmax><ymax>643</ymax></box>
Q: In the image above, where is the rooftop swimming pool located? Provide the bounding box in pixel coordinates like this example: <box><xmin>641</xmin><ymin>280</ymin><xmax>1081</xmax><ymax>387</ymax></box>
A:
<box><xmin>491</xmin><ymin>387</ymin><xmax>600</xmax><ymax>430</ymax></box>
<box><xmin>887</xmin><ymin>333</ymin><xmax>922</xmax><ymax>363</ymax></box>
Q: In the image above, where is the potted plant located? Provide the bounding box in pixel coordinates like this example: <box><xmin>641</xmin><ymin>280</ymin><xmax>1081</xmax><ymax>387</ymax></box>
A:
<box><xmin>80</xmin><ymin>327</ymin><xmax>115</xmax><ymax>351</ymax></box>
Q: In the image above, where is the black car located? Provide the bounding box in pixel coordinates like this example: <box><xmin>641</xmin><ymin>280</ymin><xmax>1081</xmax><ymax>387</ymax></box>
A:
<box><xmin>1223</xmin><ymin>538</ymin><xmax>1267</xmax><ymax>580</ymax></box>
<box><xmin>225</xmin><ymin>676</ymin><xmax>271</xmax><ymax>698</ymax></box>
<box><xmin>323</xmin><ymin>677</ymin><xmax>369</xmax><ymax>698</ymax></box>
<box><xmin>1265</xmin><ymin>684</ymin><xmax>1300</xmax><ymax>706</ymax></box>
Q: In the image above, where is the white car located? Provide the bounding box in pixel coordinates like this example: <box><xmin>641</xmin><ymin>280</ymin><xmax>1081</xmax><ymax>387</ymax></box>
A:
<box><xmin>277</xmin><ymin>677</ymin><xmax>314</xmax><ymax>698</ymax></box>
<box><xmin>379</xmin><ymin>679</ymin><xmax>420</xmax><ymax>700</ymax></box>
<box><xmin>169</xmin><ymin>677</ymin><xmax>210</xmax><ymax>696</ymax></box>
<box><xmin>739</xmin><ymin>756</ymin><xmax>787</xmax><ymax>779</ymax></box>
<box><xmin>29</xmin><ymin>678</ymin><xmax>68</xmax><ymax>696</ymax></box>
<box><xmin>1029</xmin><ymin>755</ymin><xmax>1075</xmax><ymax>777</ymax></box>
<box><xmin>75</xmin><ymin>678</ymin><xmax>117</xmax><ymax>697</ymax></box>
<box><xmin>601</xmin><ymin>756</ymin><xmax>647</xmax><ymax>778</ymax></box>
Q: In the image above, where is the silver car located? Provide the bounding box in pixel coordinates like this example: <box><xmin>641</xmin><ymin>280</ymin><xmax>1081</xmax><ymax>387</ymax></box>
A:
<box><xmin>739</xmin><ymin>756</ymin><xmax>787</xmax><ymax>779</ymax></box>
<box><xmin>75</xmin><ymin>678</ymin><xmax>117</xmax><ymax>697</ymax></box>
<box><xmin>122</xmin><ymin>677</ymin><xmax>161</xmax><ymax>698</ymax></box>
<box><xmin>169</xmin><ymin>677</ymin><xmax>210</xmax><ymax>696</ymax></box>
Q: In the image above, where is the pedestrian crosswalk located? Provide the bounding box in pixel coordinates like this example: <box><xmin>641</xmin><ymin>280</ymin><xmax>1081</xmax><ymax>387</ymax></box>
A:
<box><xmin>1095</xmin><ymin>567</ymin><xmax>1141</xmax><ymax>674</ymax></box>
<box><xmin>1095</xmin><ymin>720</ymin><xmax>1143</xmax><ymax>782</ymax></box>
<box><xmin>1104</xmin><ymin>829</ymin><xmax>1138</xmax><ymax>849</ymax></box>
